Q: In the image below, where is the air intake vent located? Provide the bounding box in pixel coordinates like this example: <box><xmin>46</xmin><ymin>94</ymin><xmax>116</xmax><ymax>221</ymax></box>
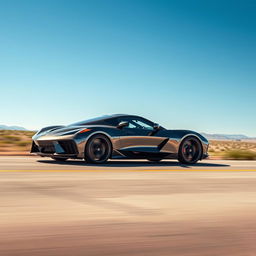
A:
<box><xmin>58</xmin><ymin>140</ymin><xmax>78</xmax><ymax>154</ymax></box>
<box><xmin>38</xmin><ymin>141</ymin><xmax>55</xmax><ymax>153</ymax></box>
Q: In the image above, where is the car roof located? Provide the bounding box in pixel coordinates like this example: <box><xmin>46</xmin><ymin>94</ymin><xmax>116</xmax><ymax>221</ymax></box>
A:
<box><xmin>109</xmin><ymin>114</ymin><xmax>143</xmax><ymax>118</ymax></box>
<box><xmin>69</xmin><ymin>114</ymin><xmax>147</xmax><ymax>126</ymax></box>
<box><xmin>102</xmin><ymin>114</ymin><xmax>143</xmax><ymax>120</ymax></box>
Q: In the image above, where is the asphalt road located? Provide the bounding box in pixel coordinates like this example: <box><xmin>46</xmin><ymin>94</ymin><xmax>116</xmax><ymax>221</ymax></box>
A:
<box><xmin>1</xmin><ymin>156</ymin><xmax>256</xmax><ymax>256</ymax></box>
<box><xmin>1</xmin><ymin>156</ymin><xmax>256</xmax><ymax>170</ymax></box>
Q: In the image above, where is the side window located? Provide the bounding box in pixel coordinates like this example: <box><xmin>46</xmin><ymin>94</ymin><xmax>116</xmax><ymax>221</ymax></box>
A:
<box><xmin>117</xmin><ymin>118</ymin><xmax>135</xmax><ymax>128</ymax></box>
<box><xmin>127</xmin><ymin>122</ymin><xmax>137</xmax><ymax>128</ymax></box>
<box><xmin>117</xmin><ymin>117</ymin><xmax>154</xmax><ymax>130</ymax></box>
<box><xmin>131</xmin><ymin>119</ymin><xmax>154</xmax><ymax>130</ymax></box>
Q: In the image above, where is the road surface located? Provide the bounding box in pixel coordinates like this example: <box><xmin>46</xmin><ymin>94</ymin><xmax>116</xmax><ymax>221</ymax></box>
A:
<box><xmin>1</xmin><ymin>156</ymin><xmax>256</xmax><ymax>170</ymax></box>
<box><xmin>1</xmin><ymin>156</ymin><xmax>256</xmax><ymax>256</ymax></box>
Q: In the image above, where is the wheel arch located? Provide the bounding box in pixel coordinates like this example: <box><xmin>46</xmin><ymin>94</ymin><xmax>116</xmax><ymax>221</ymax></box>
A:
<box><xmin>84</xmin><ymin>131</ymin><xmax>113</xmax><ymax>153</ymax></box>
<box><xmin>178</xmin><ymin>134</ymin><xmax>204</xmax><ymax>159</ymax></box>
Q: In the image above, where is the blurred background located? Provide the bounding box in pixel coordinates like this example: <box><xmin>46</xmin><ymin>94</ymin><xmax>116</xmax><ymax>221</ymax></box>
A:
<box><xmin>0</xmin><ymin>0</ymin><xmax>255</xmax><ymax>159</ymax></box>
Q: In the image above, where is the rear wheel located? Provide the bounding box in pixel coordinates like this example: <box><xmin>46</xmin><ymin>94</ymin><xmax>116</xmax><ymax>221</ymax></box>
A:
<box><xmin>178</xmin><ymin>136</ymin><xmax>202</xmax><ymax>164</ymax></box>
<box><xmin>84</xmin><ymin>134</ymin><xmax>112</xmax><ymax>164</ymax></box>
<box><xmin>51</xmin><ymin>157</ymin><xmax>68</xmax><ymax>162</ymax></box>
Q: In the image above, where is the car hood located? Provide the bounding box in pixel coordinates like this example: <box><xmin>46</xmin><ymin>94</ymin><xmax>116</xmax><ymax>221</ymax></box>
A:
<box><xmin>33</xmin><ymin>125</ymin><xmax>88</xmax><ymax>139</ymax></box>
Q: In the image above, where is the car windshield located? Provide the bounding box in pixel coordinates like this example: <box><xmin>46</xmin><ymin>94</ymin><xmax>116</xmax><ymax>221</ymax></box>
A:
<box><xmin>68</xmin><ymin>115</ymin><xmax>111</xmax><ymax>126</ymax></box>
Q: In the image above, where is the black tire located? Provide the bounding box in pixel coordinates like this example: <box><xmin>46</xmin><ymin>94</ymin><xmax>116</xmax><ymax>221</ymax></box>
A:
<box><xmin>84</xmin><ymin>134</ymin><xmax>112</xmax><ymax>164</ymax></box>
<box><xmin>147</xmin><ymin>158</ymin><xmax>163</xmax><ymax>162</ymax></box>
<box><xmin>51</xmin><ymin>157</ymin><xmax>68</xmax><ymax>162</ymax></box>
<box><xmin>178</xmin><ymin>136</ymin><xmax>202</xmax><ymax>164</ymax></box>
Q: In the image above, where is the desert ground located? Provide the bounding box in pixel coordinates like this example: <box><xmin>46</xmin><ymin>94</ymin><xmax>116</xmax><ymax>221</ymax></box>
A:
<box><xmin>0</xmin><ymin>156</ymin><xmax>256</xmax><ymax>256</ymax></box>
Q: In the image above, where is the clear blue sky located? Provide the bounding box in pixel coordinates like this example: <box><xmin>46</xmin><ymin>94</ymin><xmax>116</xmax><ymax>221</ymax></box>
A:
<box><xmin>0</xmin><ymin>0</ymin><xmax>255</xmax><ymax>136</ymax></box>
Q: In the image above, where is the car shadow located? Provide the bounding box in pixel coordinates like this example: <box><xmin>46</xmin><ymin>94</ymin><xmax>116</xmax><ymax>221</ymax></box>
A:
<box><xmin>37</xmin><ymin>159</ymin><xmax>230</xmax><ymax>168</ymax></box>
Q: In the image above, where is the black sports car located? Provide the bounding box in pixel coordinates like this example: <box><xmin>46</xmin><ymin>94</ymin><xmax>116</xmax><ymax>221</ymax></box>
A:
<box><xmin>31</xmin><ymin>114</ymin><xmax>209</xmax><ymax>164</ymax></box>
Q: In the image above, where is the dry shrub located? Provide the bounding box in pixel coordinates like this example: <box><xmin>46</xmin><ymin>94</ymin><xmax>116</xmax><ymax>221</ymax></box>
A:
<box><xmin>223</xmin><ymin>150</ymin><xmax>256</xmax><ymax>160</ymax></box>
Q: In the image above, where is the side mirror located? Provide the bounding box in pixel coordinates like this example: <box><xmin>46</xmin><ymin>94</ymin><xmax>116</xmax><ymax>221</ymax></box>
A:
<box><xmin>117</xmin><ymin>121</ymin><xmax>129</xmax><ymax>129</ymax></box>
<box><xmin>153</xmin><ymin>123</ymin><xmax>160</xmax><ymax>130</ymax></box>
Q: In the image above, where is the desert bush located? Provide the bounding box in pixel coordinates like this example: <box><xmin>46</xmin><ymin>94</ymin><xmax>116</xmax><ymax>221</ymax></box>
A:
<box><xmin>0</xmin><ymin>141</ymin><xmax>8</xmax><ymax>146</ymax></box>
<box><xmin>2</xmin><ymin>135</ymin><xmax>21</xmax><ymax>142</ymax></box>
<box><xmin>16</xmin><ymin>141</ymin><xmax>31</xmax><ymax>147</ymax></box>
<box><xmin>223</xmin><ymin>150</ymin><xmax>256</xmax><ymax>160</ymax></box>
<box><xmin>0</xmin><ymin>130</ymin><xmax>35</xmax><ymax>152</ymax></box>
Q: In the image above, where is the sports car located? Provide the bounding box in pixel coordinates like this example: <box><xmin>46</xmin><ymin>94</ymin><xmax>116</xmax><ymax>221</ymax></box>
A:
<box><xmin>31</xmin><ymin>114</ymin><xmax>209</xmax><ymax>164</ymax></box>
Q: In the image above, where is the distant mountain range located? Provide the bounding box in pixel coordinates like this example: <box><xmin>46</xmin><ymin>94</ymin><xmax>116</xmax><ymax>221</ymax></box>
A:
<box><xmin>0</xmin><ymin>125</ymin><xmax>27</xmax><ymax>131</ymax></box>
<box><xmin>201</xmin><ymin>133</ymin><xmax>256</xmax><ymax>141</ymax></box>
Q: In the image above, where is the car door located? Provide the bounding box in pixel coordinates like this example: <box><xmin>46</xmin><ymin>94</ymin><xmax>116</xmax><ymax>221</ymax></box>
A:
<box><xmin>117</xmin><ymin>117</ymin><xmax>167</xmax><ymax>153</ymax></box>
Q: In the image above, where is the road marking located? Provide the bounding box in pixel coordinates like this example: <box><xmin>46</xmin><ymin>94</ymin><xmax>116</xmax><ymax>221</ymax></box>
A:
<box><xmin>0</xmin><ymin>169</ymin><xmax>256</xmax><ymax>172</ymax></box>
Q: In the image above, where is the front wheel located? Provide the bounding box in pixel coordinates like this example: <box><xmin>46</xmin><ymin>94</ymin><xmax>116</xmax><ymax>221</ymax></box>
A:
<box><xmin>84</xmin><ymin>134</ymin><xmax>112</xmax><ymax>164</ymax></box>
<box><xmin>178</xmin><ymin>136</ymin><xmax>202</xmax><ymax>164</ymax></box>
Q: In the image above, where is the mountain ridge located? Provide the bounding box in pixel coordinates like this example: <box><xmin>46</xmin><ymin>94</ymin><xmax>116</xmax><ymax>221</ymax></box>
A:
<box><xmin>201</xmin><ymin>133</ymin><xmax>256</xmax><ymax>141</ymax></box>
<box><xmin>0</xmin><ymin>125</ymin><xmax>27</xmax><ymax>131</ymax></box>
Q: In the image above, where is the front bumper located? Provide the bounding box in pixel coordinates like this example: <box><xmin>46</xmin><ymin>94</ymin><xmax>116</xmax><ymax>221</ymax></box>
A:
<box><xmin>31</xmin><ymin>140</ymin><xmax>79</xmax><ymax>158</ymax></box>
